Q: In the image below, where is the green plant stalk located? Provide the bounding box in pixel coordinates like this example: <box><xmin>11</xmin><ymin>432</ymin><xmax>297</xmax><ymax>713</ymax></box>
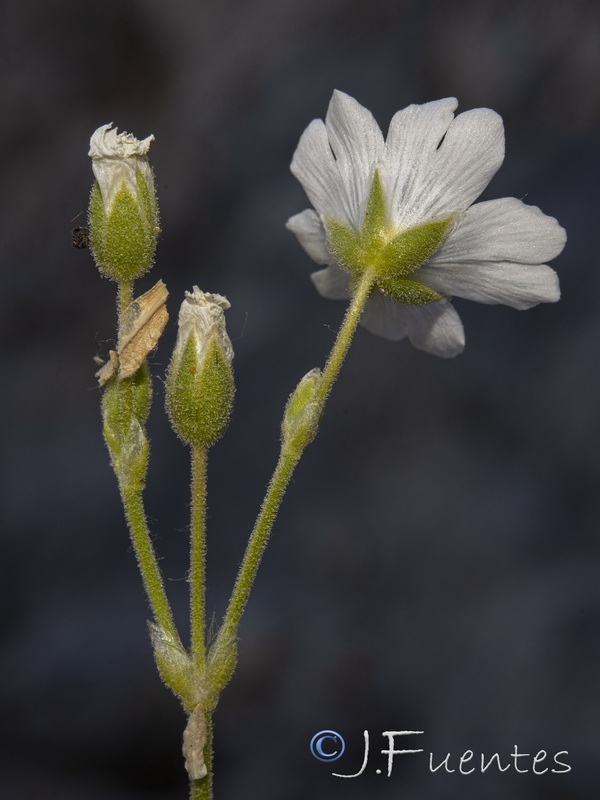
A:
<box><xmin>190</xmin><ymin>445</ymin><xmax>208</xmax><ymax>669</ymax></box>
<box><xmin>215</xmin><ymin>268</ymin><xmax>375</xmax><ymax>656</ymax></box>
<box><xmin>118</xmin><ymin>279</ymin><xmax>133</xmax><ymax>319</ymax></box>
<box><xmin>120</xmin><ymin>484</ymin><xmax>180</xmax><ymax>643</ymax></box>
<box><xmin>114</xmin><ymin>277</ymin><xmax>180</xmax><ymax>647</ymax></box>
<box><xmin>316</xmin><ymin>269</ymin><xmax>375</xmax><ymax>408</ymax></box>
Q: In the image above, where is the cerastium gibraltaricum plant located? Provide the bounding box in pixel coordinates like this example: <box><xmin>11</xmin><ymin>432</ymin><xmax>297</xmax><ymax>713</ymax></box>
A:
<box><xmin>85</xmin><ymin>92</ymin><xmax>565</xmax><ymax>799</ymax></box>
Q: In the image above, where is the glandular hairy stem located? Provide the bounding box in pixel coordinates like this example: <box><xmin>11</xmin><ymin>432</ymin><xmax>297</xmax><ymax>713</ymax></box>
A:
<box><xmin>212</xmin><ymin>269</ymin><xmax>376</xmax><ymax>678</ymax></box>
<box><xmin>120</xmin><ymin>484</ymin><xmax>180</xmax><ymax>645</ymax></box>
<box><xmin>190</xmin><ymin>445</ymin><xmax>208</xmax><ymax>670</ymax></box>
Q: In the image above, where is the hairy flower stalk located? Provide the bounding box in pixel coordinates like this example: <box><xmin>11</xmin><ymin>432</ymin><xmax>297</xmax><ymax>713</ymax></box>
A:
<box><xmin>88</xmin><ymin>119</ymin><xmax>179</xmax><ymax>651</ymax></box>
<box><xmin>212</xmin><ymin>91</ymin><xmax>567</xmax><ymax>742</ymax></box>
<box><xmin>166</xmin><ymin>286</ymin><xmax>235</xmax><ymax>667</ymax></box>
<box><xmin>88</xmin><ymin>124</ymin><xmax>188</xmax><ymax>713</ymax></box>
<box><xmin>165</xmin><ymin>289</ymin><xmax>235</xmax><ymax>798</ymax></box>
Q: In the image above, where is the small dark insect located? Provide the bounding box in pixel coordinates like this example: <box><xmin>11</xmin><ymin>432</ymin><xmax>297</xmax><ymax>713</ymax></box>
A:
<box><xmin>71</xmin><ymin>212</ymin><xmax>89</xmax><ymax>249</ymax></box>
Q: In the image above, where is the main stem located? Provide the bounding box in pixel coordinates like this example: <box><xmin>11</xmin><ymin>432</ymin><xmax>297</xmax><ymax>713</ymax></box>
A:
<box><xmin>190</xmin><ymin>446</ymin><xmax>208</xmax><ymax>669</ymax></box>
<box><xmin>216</xmin><ymin>269</ymin><xmax>375</xmax><ymax>651</ymax></box>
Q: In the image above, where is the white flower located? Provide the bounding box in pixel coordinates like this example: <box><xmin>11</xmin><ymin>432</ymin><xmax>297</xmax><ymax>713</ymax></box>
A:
<box><xmin>89</xmin><ymin>123</ymin><xmax>155</xmax><ymax>214</ymax></box>
<box><xmin>286</xmin><ymin>91</ymin><xmax>566</xmax><ymax>357</ymax></box>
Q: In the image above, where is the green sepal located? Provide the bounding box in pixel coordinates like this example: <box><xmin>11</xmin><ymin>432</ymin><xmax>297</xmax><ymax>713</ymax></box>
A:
<box><xmin>205</xmin><ymin>631</ymin><xmax>238</xmax><ymax>705</ymax></box>
<box><xmin>89</xmin><ymin>182</ymin><xmax>108</xmax><ymax>272</ymax></box>
<box><xmin>377</xmin><ymin>216</ymin><xmax>454</xmax><ymax>279</ymax></box>
<box><xmin>360</xmin><ymin>169</ymin><xmax>387</xmax><ymax>250</ymax></box>
<box><xmin>326</xmin><ymin>218</ymin><xmax>366</xmax><ymax>273</ymax></box>
<box><xmin>136</xmin><ymin>167</ymin><xmax>159</xmax><ymax>237</ymax></box>
<box><xmin>376</xmin><ymin>276</ymin><xmax>444</xmax><ymax>305</ymax></box>
<box><xmin>88</xmin><ymin>167</ymin><xmax>158</xmax><ymax>282</ymax></box>
<box><xmin>148</xmin><ymin>622</ymin><xmax>203</xmax><ymax>712</ymax></box>
<box><xmin>324</xmin><ymin>170</ymin><xmax>454</xmax><ymax>294</ymax></box>
<box><xmin>131</xmin><ymin>360</ymin><xmax>152</xmax><ymax>422</ymax></box>
<box><xmin>166</xmin><ymin>334</ymin><xmax>235</xmax><ymax>448</ymax></box>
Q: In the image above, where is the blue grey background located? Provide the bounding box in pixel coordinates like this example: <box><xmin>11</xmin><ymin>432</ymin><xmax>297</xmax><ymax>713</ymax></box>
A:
<box><xmin>1</xmin><ymin>0</ymin><xmax>599</xmax><ymax>798</ymax></box>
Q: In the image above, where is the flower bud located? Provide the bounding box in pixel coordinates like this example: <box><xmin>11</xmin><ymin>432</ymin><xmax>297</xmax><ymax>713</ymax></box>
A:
<box><xmin>102</xmin><ymin>362</ymin><xmax>152</xmax><ymax>488</ymax></box>
<box><xmin>88</xmin><ymin>123</ymin><xmax>159</xmax><ymax>282</ymax></box>
<box><xmin>282</xmin><ymin>368</ymin><xmax>323</xmax><ymax>451</ymax></box>
<box><xmin>148</xmin><ymin>622</ymin><xmax>199</xmax><ymax>710</ymax></box>
<box><xmin>166</xmin><ymin>287</ymin><xmax>234</xmax><ymax>448</ymax></box>
<box><xmin>207</xmin><ymin>630</ymin><xmax>238</xmax><ymax>700</ymax></box>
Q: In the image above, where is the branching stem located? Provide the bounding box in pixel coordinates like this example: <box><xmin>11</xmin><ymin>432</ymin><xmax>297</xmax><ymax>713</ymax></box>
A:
<box><xmin>215</xmin><ymin>268</ymin><xmax>375</xmax><ymax>659</ymax></box>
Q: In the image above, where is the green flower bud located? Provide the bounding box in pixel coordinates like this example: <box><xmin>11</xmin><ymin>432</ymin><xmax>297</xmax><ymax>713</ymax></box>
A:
<box><xmin>166</xmin><ymin>287</ymin><xmax>234</xmax><ymax>448</ymax></box>
<box><xmin>282</xmin><ymin>368</ymin><xmax>322</xmax><ymax>451</ymax></box>
<box><xmin>88</xmin><ymin>123</ymin><xmax>159</xmax><ymax>282</ymax></box>
<box><xmin>148</xmin><ymin>622</ymin><xmax>200</xmax><ymax>710</ymax></box>
<box><xmin>206</xmin><ymin>630</ymin><xmax>238</xmax><ymax>701</ymax></box>
<box><xmin>101</xmin><ymin>363</ymin><xmax>152</xmax><ymax>488</ymax></box>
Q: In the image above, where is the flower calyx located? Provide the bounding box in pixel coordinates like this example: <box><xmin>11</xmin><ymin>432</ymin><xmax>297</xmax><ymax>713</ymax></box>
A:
<box><xmin>166</xmin><ymin>287</ymin><xmax>235</xmax><ymax>448</ymax></box>
<box><xmin>88</xmin><ymin>123</ymin><xmax>159</xmax><ymax>281</ymax></box>
<box><xmin>325</xmin><ymin>170</ymin><xmax>452</xmax><ymax>304</ymax></box>
<box><xmin>282</xmin><ymin>368</ymin><xmax>323</xmax><ymax>451</ymax></box>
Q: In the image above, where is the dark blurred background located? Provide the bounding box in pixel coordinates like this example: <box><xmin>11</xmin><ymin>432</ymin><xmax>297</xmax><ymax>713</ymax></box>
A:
<box><xmin>1</xmin><ymin>0</ymin><xmax>599</xmax><ymax>797</ymax></box>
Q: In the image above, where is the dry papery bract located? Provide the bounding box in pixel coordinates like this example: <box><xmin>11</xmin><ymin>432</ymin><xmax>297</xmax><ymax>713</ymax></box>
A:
<box><xmin>96</xmin><ymin>280</ymin><xmax>169</xmax><ymax>384</ymax></box>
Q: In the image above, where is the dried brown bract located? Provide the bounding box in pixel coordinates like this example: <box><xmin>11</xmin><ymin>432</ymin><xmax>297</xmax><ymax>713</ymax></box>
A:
<box><xmin>96</xmin><ymin>280</ymin><xmax>169</xmax><ymax>384</ymax></box>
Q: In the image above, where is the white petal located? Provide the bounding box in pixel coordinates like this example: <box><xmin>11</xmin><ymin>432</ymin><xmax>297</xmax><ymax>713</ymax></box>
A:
<box><xmin>311</xmin><ymin>265</ymin><xmax>350</xmax><ymax>300</ymax></box>
<box><xmin>176</xmin><ymin>287</ymin><xmax>233</xmax><ymax>364</ymax></box>
<box><xmin>286</xmin><ymin>209</ymin><xmax>330</xmax><ymax>265</ymax></box>
<box><xmin>381</xmin><ymin>98</ymin><xmax>458</xmax><ymax>227</ymax></box>
<box><xmin>360</xmin><ymin>293</ymin><xmax>465</xmax><ymax>356</ymax></box>
<box><xmin>414</xmin><ymin>197</ymin><xmax>565</xmax><ymax>310</ymax></box>
<box><xmin>426</xmin><ymin>108</ymin><xmax>505</xmax><ymax>217</ymax></box>
<box><xmin>359</xmin><ymin>292</ymin><xmax>409</xmax><ymax>341</ymax></box>
<box><xmin>385</xmin><ymin>106</ymin><xmax>504</xmax><ymax>229</ymax></box>
<box><xmin>89</xmin><ymin>123</ymin><xmax>154</xmax><ymax>159</ymax></box>
<box><xmin>89</xmin><ymin>123</ymin><xmax>154</xmax><ymax>212</ymax></box>
<box><xmin>403</xmin><ymin>302</ymin><xmax>465</xmax><ymax>357</ymax></box>
<box><xmin>325</xmin><ymin>90</ymin><xmax>385</xmax><ymax>229</ymax></box>
<box><xmin>428</xmin><ymin>198</ymin><xmax>567</xmax><ymax>265</ymax></box>
<box><xmin>418</xmin><ymin>260</ymin><xmax>560</xmax><ymax>310</ymax></box>
<box><xmin>290</xmin><ymin>119</ymin><xmax>352</xmax><ymax>224</ymax></box>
